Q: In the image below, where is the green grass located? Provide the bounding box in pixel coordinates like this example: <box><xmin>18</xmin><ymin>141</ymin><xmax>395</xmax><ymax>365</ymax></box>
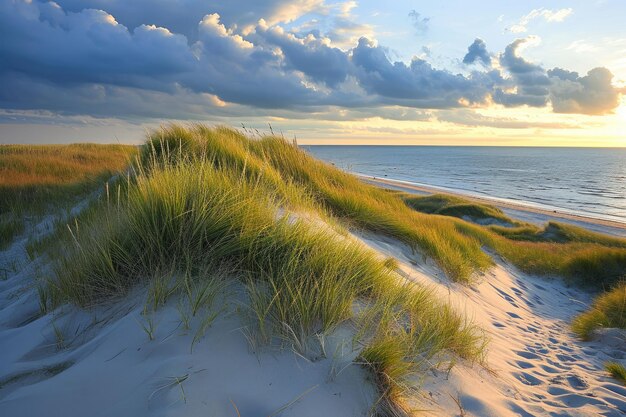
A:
<box><xmin>37</xmin><ymin>124</ymin><xmax>626</xmax><ymax>413</ymax></box>
<box><xmin>402</xmin><ymin>193</ymin><xmax>516</xmax><ymax>225</ymax></box>
<box><xmin>0</xmin><ymin>214</ymin><xmax>24</xmax><ymax>250</ymax></box>
<box><xmin>131</xmin><ymin>124</ymin><xmax>626</xmax><ymax>287</ymax></box>
<box><xmin>43</xmin><ymin>125</ymin><xmax>489</xmax><ymax>413</ymax></box>
<box><xmin>572</xmin><ymin>282</ymin><xmax>626</xmax><ymax>340</ymax></box>
<box><xmin>0</xmin><ymin>144</ymin><xmax>136</xmax><ymax>250</ymax></box>
<box><xmin>605</xmin><ymin>362</ymin><xmax>626</xmax><ymax>385</ymax></box>
<box><xmin>0</xmin><ymin>143</ymin><xmax>136</xmax><ymax>215</ymax></box>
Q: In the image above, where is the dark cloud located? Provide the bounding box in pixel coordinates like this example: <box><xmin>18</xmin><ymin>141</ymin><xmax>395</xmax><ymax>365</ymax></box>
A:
<box><xmin>52</xmin><ymin>0</ymin><xmax>325</xmax><ymax>40</ymax></box>
<box><xmin>0</xmin><ymin>1</ymin><xmax>622</xmax><ymax>125</ymax></box>
<box><xmin>463</xmin><ymin>38</ymin><xmax>491</xmax><ymax>66</ymax></box>
<box><xmin>408</xmin><ymin>10</ymin><xmax>429</xmax><ymax>35</ymax></box>
<box><xmin>351</xmin><ymin>38</ymin><xmax>489</xmax><ymax>107</ymax></box>
<box><xmin>0</xmin><ymin>3</ymin><xmax>195</xmax><ymax>91</ymax></box>
<box><xmin>253</xmin><ymin>25</ymin><xmax>351</xmax><ymax>87</ymax></box>
<box><xmin>548</xmin><ymin>67</ymin><xmax>621</xmax><ymax>115</ymax></box>
<box><xmin>494</xmin><ymin>38</ymin><xmax>550</xmax><ymax>108</ymax></box>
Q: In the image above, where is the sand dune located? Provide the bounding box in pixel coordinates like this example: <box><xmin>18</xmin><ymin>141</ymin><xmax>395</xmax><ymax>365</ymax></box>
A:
<box><xmin>1</xmin><ymin>200</ymin><xmax>625</xmax><ymax>416</ymax></box>
<box><xmin>360</xmin><ymin>232</ymin><xmax>626</xmax><ymax>416</ymax></box>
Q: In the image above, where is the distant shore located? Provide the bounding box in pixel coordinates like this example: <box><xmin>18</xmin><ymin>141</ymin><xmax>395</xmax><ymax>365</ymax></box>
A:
<box><xmin>360</xmin><ymin>174</ymin><xmax>626</xmax><ymax>238</ymax></box>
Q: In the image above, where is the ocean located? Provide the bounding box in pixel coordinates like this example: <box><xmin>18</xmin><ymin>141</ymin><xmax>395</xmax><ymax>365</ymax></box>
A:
<box><xmin>303</xmin><ymin>146</ymin><xmax>626</xmax><ymax>224</ymax></box>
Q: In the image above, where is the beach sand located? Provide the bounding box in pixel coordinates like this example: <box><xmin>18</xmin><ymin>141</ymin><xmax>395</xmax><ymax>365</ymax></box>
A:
<box><xmin>1</xmin><ymin>190</ymin><xmax>625</xmax><ymax>416</ymax></box>
<box><xmin>359</xmin><ymin>231</ymin><xmax>626</xmax><ymax>416</ymax></box>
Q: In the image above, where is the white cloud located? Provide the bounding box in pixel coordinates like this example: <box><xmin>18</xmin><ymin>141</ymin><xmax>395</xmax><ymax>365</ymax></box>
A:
<box><xmin>509</xmin><ymin>8</ymin><xmax>573</xmax><ymax>33</ymax></box>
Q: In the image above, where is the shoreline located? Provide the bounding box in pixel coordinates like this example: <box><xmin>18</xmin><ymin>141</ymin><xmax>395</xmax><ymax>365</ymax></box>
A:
<box><xmin>359</xmin><ymin>174</ymin><xmax>626</xmax><ymax>237</ymax></box>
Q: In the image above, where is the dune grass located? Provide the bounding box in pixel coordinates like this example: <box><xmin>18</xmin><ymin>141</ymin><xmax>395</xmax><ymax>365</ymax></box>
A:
<box><xmin>0</xmin><ymin>214</ymin><xmax>24</xmax><ymax>250</ymax></box>
<box><xmin>605</xmin><ymin>362</ymin><xmax>626</xmax><ymax>385</ymax></box>
<box><xmin>0</xmin><ymin>144</ymin><xmax>136</xmax><ymax>213</ymax></box>
<box><xmin>0</xmin><ymin>144</ymin><xmax>136</xmax><ymax>249</ymax></box>
<box><xmin>164</xmin><ymin>127</ymin><xmax>494</xmax><ymax>283</ymax></box>
<box><xmin>37</xmin><ymin>124</ymin><xmax>626</xmax><ymax>413</ymax></box>
<box><xmin>41</xmin><ymin>125</ymin><xmax>489</xmax><ymax>414</ymax></box>
<box><xmin>572</xmin><ymin>282</ymin><xmax>626</xmax><ymax>340</ymax></box>
<box><xmin>402</xmin><ymin>193</ymin><xmax>516</xmax><ymax>226</ymax></box>
<box><xmin>134</xmin><ymin>125</ymin><xmax>626</xmax><ymax>288</ymax></box>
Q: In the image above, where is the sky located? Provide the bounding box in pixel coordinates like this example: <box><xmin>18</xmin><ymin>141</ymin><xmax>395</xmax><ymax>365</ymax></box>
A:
<box><xmin>1</xmin><ymin>0</ymin><xmax>625</xmax><ymax>146</ymax></box>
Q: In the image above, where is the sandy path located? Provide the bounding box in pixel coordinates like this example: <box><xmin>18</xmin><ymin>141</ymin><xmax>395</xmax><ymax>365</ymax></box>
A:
<box><xmin>359</xmin><ymin>232</ymin><xmax>626</xmax><ymax>416</ymax></box>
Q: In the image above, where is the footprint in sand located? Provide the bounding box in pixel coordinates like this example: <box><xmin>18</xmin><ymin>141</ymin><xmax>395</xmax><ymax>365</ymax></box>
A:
<box><xmin>507</xmin><ymin>311</ymin><xmax>522</xmax><ymax>319</ymax></box>
<box><xmin>565</xmin><ymin>374</ymin><xmax>589</xmax><ymax>390</ymax></box>
<box><xmin>516</xmin><ymin>350</ymin><xmax>540</xmax><ymax>360</ymax></box>
<box><xmin>549</xmin><ymin>374</ymin><xmax>589</xmax><ymax>390</ymax></box>
<box><xmin>547</xmin><ymin>386</ymin><xmax>571</xmax><ymax>396</ymax></box>
<box><xmin>515</xmin><ymin>280</ymin><xmax>529</xmax><ymax>290</ymax></box>
<box><xmin>556</xmin><ymin>353</ymin><xmax>576</xmax><ymax>362</ymax></box>
<box><xmin>492</xmin><ymin>286</ymin><xmax>519</xmax><ymax>306</ymax></box>
<box><xmin>514</xmin><ymin>371</ymin><xmax>543</xmax><ymax>386</ymax></box>
<box><xmin>559</xmin><ymin>393</ymin><xmax>606</xmax><ymax>408</ymax></box>
<box><xmin>514</xmin><ymin>360</ymin><xmax>535</xmax><ymax>369</ymax></box>
<box><xmin>546</xmin><ymin>358</ymin><xmax>572</xmax><ymax>370</ymax></box>
<box><xmin>539</xmin><ymin>364</ymin><xmax>560</xmax><ymax>374</ymax></box>
<box><xmin>511</xmin><ymin>287</ymin><xmax>523</xmax><ymax>296</ymax></box>
<box><xmin>525</xmin><ymin>325</ymin><xmax>539</xmax><ymax>333</ymax></box>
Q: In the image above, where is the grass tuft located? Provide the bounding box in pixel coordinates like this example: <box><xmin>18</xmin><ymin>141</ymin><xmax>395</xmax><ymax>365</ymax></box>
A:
<box><xmin>402</xmin><ymin>193</ymin><xmax>516</xmax><ymax>226</ymax></box>
<box><xmin>605</xmin><ymin>362</ymin><xmax>626</xmax><ymax>385</ymax></box>
<box><xmin>572</xmin><ymin>282</ymin><xmax>626</xmax><ymax>340</ymax></box>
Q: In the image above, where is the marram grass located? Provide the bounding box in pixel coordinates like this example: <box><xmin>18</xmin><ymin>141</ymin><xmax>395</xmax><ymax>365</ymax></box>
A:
<box><xmin>43</xmin><ymin>125</ymin><xmax>489</xmax><ymax>415</ymax></box>
<box><xmin>0</xmin><ymin>143</ymin><xmax>136</xmax><ymax>249</ymax></box>
<box><xmin>572</xmin><ymin>282</ymin><xmax>626</xmax><ymax>340</ymax></box>
<box><xmin>39</xmin><ymin>124</ymin><xmax>626</xmax><ymax>414</ymax></box>
<box><xmin>605</xmin><ymin>362</ymin><xmax>626</xmax><ymax>385</ymax></box>
<box><xmin>0</xmin><ymin>143</ymin><xmax>136</xmax><ymax>213</ymax></box>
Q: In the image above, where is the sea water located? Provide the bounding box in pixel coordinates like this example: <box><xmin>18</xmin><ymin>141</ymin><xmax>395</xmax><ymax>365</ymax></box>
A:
<box><xmin>304</xmin><ymin>146</ymin><xmax>626</xmax><ymax>224</ymax></box>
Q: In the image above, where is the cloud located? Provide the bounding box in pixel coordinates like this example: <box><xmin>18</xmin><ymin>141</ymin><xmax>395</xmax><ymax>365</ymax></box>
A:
<box><xmin>0</xmin><ymin>2</ymin><xmax>195</xmax><ymax>90</ymax></box>
<box><xmin>509</xmin><ymin>8</ymin><xmax>573</xmax><ymax>33</ymax></box>
<box><xmin>53</xmin><ymin>0</ymin><xmax>325</xmax><ymax>39</ymax></box>
<box><xmin>548</xmin><ymin>67</ymin><xmax>621</xmax><ymax>115</ymax></box>
<box><xmin>495</xmin><ymin>38</ymin><xmax>550</xmax><ymax>107</ymax></box>
<box><xmin>254</xmin><ymin>25</ymin><xmax>351</xmax><ymax>87</ymax></box>
<box><xmin>351</xmin><ymin>38</ymin><xmax>489</xmax><ymax>107</ymax></box>
<box><xmin>463</xmin><ymin>39</ymin><xmax>491</xmax><ymax>66</ymax></box>
<box><xmin>408</xmin><ymin>10</ymin><xmax>429</xmax><ymax>35</ymax></box>
<box><xmin>0</xmin><ymin>0</ymin><xmax>621</xmax><ymax>128</ymax></box>
<box><xmin>437</xmin><ymin>109</ymin><xmax>580</xmax><ymax>129</ymax></box>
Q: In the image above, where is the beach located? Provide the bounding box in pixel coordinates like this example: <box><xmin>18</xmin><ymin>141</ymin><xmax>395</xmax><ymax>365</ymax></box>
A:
<box><xmin>361</xmin><ymin>175</ymin><xmax>626</xmax><ymax>238</ymax></box>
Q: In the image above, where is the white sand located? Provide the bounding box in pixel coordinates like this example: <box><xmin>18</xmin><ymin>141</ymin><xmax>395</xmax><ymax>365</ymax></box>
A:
<box><xmin>1</xmin><ymin>205</ymin><xmax>625</xmax><ymax>416</ymax></box>
<box><xmin>0</xmin><ymin>215</ymin><xmax>376</xmax><ymax>417</ymax></box>
<box><xmin>360</xmin><ymin>232</ymin><xmax>626</xmax><ymax>416</ymax></box>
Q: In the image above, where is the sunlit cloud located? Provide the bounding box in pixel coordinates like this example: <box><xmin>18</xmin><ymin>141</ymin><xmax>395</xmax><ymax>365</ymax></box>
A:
<box><xmin>508</xmin><ymin>8</ymin><xmax>573</xmax><ymax>33</ymax></box>
<box><xmin>0</xmin><ymin>0</ymin><xmax>624</xmax><ymax>145</ymax></box>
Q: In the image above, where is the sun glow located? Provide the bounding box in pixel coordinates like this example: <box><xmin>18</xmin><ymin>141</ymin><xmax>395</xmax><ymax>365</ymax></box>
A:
<box><xmin>616</xmin><ymin>100</ymin><xmax>626</xmax><ymax>122</ymax></box>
